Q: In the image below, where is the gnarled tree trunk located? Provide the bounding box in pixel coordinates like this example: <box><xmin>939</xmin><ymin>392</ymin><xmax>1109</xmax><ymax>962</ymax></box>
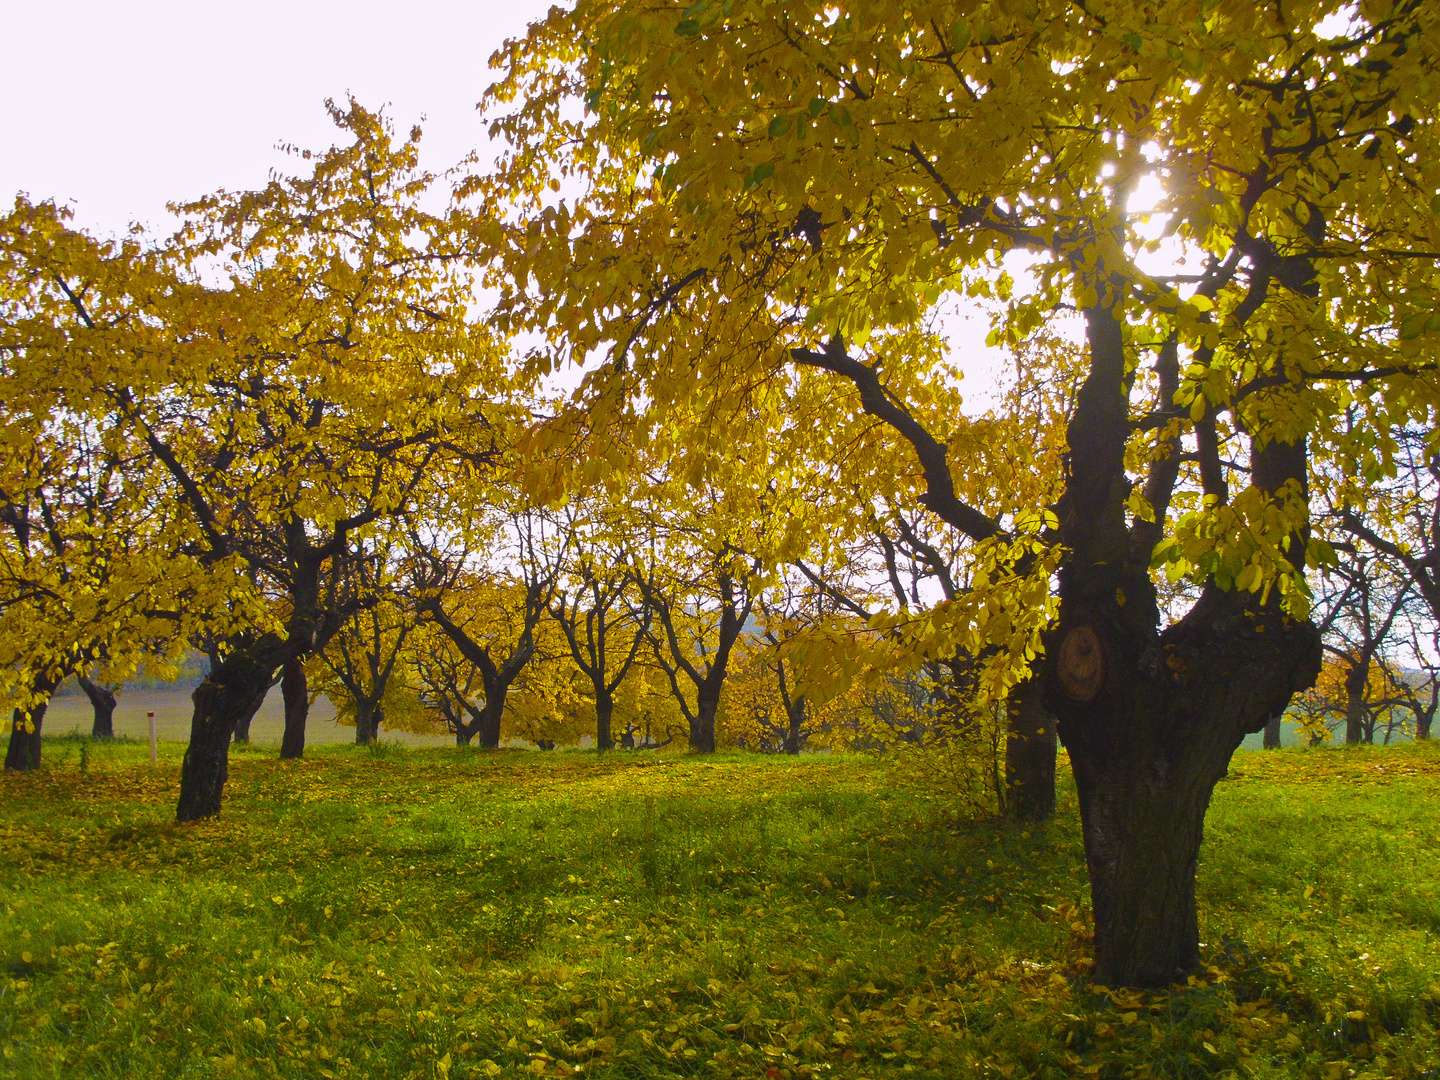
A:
<box><xmin>782</xmin><ymin>696</ymin><xmax>806</xmax><ymax>755</ymax></box>
<box><xmin>1005</xmin><ymin>677</ymin><xmax>1057</xmax><ymax>821</ymax></box>
<box><xmin>177</xmin><ymin>642</ymin><xmax>280</xmax><ymax>821</ymax></box>
<box><xmin>78</xmin><ymin>676</ymin><xmax>118</xmax><ymax>740</ymax></box>
<box><xmin>477</xmin><ymin>697</ymin><xmax>503</xmax><ymax>749</ymax></box>
<box><xmin>1051</xmin><ymin>592</ymin><xmax>1319</xmax><ymax>984</ymax></box>
<box><xmin>280</xmin><ymin>656</ymin><xmax>308</xmax><ymax>759</ymax></box>
<box><xmin>1046</xmin><ymin>306</ymin><xmax>1322</xmax><ymax>986</ymax></box>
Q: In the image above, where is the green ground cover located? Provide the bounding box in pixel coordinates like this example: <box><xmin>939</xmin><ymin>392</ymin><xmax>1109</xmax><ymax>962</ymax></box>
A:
<box><xmin>1</xmin><ymin>740</ymin><xmax>1437</xmax><ymax>1080</ymax></box>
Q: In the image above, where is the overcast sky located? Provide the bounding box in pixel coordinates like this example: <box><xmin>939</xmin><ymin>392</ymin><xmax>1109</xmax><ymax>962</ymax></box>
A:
<box><xmin>0</xmin><ymin>0</ymin><xmax>555</xmax><ymax>236</ymax></box>
<box><xmin>1</xmin><ymin>0</ymin><xmax>1023</xmax><ymax>403</ymax></box>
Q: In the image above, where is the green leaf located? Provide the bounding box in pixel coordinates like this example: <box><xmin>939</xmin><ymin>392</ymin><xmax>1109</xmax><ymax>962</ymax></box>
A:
<box><xmin>768</xmin><ymin>116</ymin><xmax>792</xmax><ymax>138</ymax></box>
<box><xmin>746</xmin><ymin>162</ymin><xmax>775</xmax><ymax>188</ymax></box>
<box><xmin>1398</xmin><ymin>311</ymin><xmax>1429</xmax><ymax>339</ymax></box>
<box><xmin>808</xmin><ymin>97</ymin><xmax>828</xmax><ymax>118</ymax></box>
<box><xmin>950</xmin><ymin>18</ymin><xmax>971</xmax><ymax>50</ymax></box>
<box><xmin>828</xmin><ymin>104</ymin><xmax>852</xmax><ymax>127</ymax></box>
<box><xmin>674</xmin><ymin>19</ymin><xmax>702</xmax><ymax>36</ymax></box>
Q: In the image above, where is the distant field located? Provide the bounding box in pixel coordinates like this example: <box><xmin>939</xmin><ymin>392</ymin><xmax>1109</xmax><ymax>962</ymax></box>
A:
<box><xmin>43</xmin><ymin>686</ymin><xmax>455</xmax><ymax>747</ymax></box>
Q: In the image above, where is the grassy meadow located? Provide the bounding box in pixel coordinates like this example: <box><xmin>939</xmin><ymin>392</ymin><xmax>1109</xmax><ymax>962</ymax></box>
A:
<box><xmin>1</xmin><ymin>739</ymin><xmax>1438</xmax><ymax>1080</ymax></box>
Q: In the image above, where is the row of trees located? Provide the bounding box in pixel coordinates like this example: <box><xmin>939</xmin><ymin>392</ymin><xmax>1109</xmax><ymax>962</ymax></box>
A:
<box><xmin>5</xmin><ymin>0</ymin><xmax>1438</xmax><ymax>988</ymax></box>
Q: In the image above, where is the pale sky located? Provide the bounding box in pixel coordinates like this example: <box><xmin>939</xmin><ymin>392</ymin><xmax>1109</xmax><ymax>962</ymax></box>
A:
<box><xmin>0</xmin><ymin>0</ymin><xmax>1023</xmax><ymax>404</ymax></box>
<box><xmin>0</xmin><ymin>0</ymin><xmax>555</xmax><ymax>236</ymax></box>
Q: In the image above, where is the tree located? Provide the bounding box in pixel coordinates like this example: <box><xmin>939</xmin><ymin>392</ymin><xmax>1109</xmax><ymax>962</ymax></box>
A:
<box><xmin>414</xmin><ymin>510</ymin><xmax>561</xmax><ymax>748</ymax></box>
<box><xmin>0</xmin><ymin>329</ymin><xmax>203</xmax><ymax>769</ymax></box>
<box><xmin>2</xmin><ymin>102</ymin><xmax>514</xmax><ymax>813</ymax></box>
<box><xmin>547</xmin><ymin>503</ymin><xmax>652</xmax><ymax>751</ymax></box>
<box><xmin>313</xmin><ymin>559</ymin><xmax>416</xmax><ymax>746</ymax></box>
<box><xmin>482</xmin><ymin>0</ymin><xmax>1439</xmax><ymax>984</ymax></box>
<box><xmin>635</xmin><ymin>534</ymin><xmax>757</xmax><ymax>755</ymax></box>
<box><xmin>76</xmin><ymin>675</ymin><xmax>119</xmax><ymax>740</ymax></box>
<box><xmin>1311</xmin><ymin>546</ymin><xmax>1412</xmax><ymax>744</ymax></box>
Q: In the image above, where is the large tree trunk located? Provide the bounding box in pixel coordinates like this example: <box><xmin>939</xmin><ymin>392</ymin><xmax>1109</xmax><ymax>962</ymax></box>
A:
<box><xmin>1005</xmin><ymin>678</ymin><xmax>1057</xmax><ymax>821</ymax></box>
<box><xmin>1262</xmin><ymin>713</ymin><xmax>1282</xmax><ymax>749</ymax></box>
<box><xmin>1418</xmin><ymin>705</ymin><xmax>1435</xmax><ymax>741</ymax></box>
<box><xmin>78</xmin><ymin>676</ymin><xmax>118</xmax><ymax>740</ymax></box>
<box><xmin>1051</xmin><ymin>592</ymin><xmax>1320</xmax><ymax>986</ymax></box>
<box><xmin>280</xmin><ymin>657</ymin><xmax>308</xmax><ymax>759</ymax></box>
<box><xmin>1046</xmin><ymin>305</ymin><xmax>1321</xmax><ymax>986</ymax></box>
<box><xmin>595</xmin><ymin>691</ymin><xmax>615</xmax><ymax>751</ymax></box>
<box><xmin>177</xmin><ymin>645</ymin><xmax>279</xmax><ymax>821</ymax></box>
<box><xmin>4</xmin><ymin>703</ymin><xmax>46</xmax><ymax>771</ymax></box>
<box><xmin>478</xmin><ymin>698</ymin><xmax>503</xmax><ymax>749</ymax></box>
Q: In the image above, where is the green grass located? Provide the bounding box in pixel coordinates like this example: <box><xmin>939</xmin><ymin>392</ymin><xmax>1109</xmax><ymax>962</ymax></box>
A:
<box><xmin>1</xmin><ymin>740</ymin><xmax>1438</xmax><ymax>1079</ymax></box>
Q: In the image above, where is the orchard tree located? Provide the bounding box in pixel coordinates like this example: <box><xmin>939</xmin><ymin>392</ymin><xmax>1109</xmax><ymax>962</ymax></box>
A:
<box><xmin>482</xmin><ymin>0</ymin><xmax>1440</xmax><ymax>984</ymax></box>
<box><xmin>0</xmin><ymin>323</ymin><xmax>207</xmax><ymax>769</ymax></box>
<box><xmin>546</xmin><ymin>501</ymin><xmax>653</xmax><ymax>751</ymax></box>
<box><xmin>312</xmin><ymin>540</ymin><xmax>417</xmax><ymax>746</ymax></box>
<box><xmin>2</xmin><ymin>102</ymin><xmax>514</xmax><ymax>814</ymax></box>
<box><xmin>413</xmin><ymin>510</ymin><xmax>562</xmax><ymax>748</ymax></box>
<box><xmin>1311</xmin><ymin>544</ymin><xmax>1412</xmax><ymax>743</ymax></box>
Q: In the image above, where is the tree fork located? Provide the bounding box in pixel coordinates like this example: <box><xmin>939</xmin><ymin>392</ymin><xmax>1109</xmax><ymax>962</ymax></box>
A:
<box><xmin>1047</xmin><ymin>302</ymin><xmax>1321</xmax><ymax>985</ymax></box>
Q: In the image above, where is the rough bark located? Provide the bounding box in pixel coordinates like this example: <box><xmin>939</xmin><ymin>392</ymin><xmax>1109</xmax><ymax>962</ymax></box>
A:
<box><xmin>1045</xmin><ymin>305</ymin><xmax>1322</xmax><ymax>986</ymax></box>
<box><xmin>1051</xmin><ymin>588</ymin><xmax>1320</xmax><ymax>985</ymax></box>
<box><xmin>477</xmin><ymin>698</ymin><xmax>502</xmax><ymax>749</ymax></box>
<box><xmin>595</xmin><ymin>690</ymin><xmax>615</xmax><ymax>752</ymax></box>
<box><xmin>691</xmin><ymin>683</ymin><xmax>720</xmax><ymax>754</ymax></box>
<box><xmin>1262</xmin><ymin>713</ymin><xmax>1282</xmax><ymax>749</ymax></box>
<box><xmin>354</xmin><ymin>699</ymin><xmax>383</xmax><ymax>745</ymax></box>
<box><xmin>1005</xmin><ymin>678</ymin><xmax>1057</xmax><ymax>821</ymax></box>
<box><xmin>4</xmin><ymin>703</ymin><xmax>46</xmax><ymax>772</ymax></box>
<box><xmin>280</xmin><ymin>657</ymin><xmax>308</xmax><ymax>759</ymax></box>
<box><xmin>78</xmin><ymin>676</ymin><xmax>118</xmax><ymax>740</ymax></box>
<box><xmin>782</xmin><ymin>698</ymin><xmax>806</xmax><ymax>755</ymax></box>
<box><xmin>177</xmin><ymin>643</ymin><xmax>280</xmax><ymax>821</ymax></box>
